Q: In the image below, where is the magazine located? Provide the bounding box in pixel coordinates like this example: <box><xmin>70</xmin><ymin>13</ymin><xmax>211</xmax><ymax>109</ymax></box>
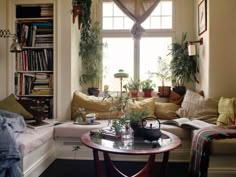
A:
<box><xmin>161</xmin><ymin>117</ymin><xmax>214</xmax><ymax>129</ymax></box>
<box><xmin>26</xmin><ymin>120</ymin><xmax>54</xmax><ymax>129</ymax></box>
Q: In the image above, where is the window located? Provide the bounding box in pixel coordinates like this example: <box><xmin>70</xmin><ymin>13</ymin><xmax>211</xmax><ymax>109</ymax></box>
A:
<box><xmin>102</xmin><ymin>0</ymin><xmax>173</xmax><ymax>92</ymax></box>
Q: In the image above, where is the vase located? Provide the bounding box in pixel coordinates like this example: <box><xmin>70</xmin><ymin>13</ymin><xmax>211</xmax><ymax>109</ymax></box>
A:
<box><xmin>143</xmin><ymin>89</ymin><xmax>152</xmax><ymax>97</ymax></box>
<box><xmin>158</xmin><ymin>86</ymin><xmax>171</xmax><ymax>97</ymax></box>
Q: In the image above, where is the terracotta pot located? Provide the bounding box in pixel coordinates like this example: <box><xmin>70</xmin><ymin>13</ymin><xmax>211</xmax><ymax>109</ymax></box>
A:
<box><xmin>143</xmin><ymin>89</ymin><xmax>152</xmax><ymax>97</ymax></box>
<box><xmin>130</xmin><ymin>90</ymin><xmax>139</xmax><ymax>97</ymax></box>
<box><xmin>158</xmin><ymin>86</ymin><xmax>171</xmax><ymax>97</ymax></box>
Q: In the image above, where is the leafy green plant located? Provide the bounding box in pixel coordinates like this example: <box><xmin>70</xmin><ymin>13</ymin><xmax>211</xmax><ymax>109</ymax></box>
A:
<box><xmin>141</xmin><ymin>79</ymin><xmax>156</xmax><ymax>91</ymax></box>
<box><xmin>168</xmin><ymin>32</ymin><xmax>199</xmax><ymax>86</ymax></box>
<box><xmin>123</xmin><ymin>78</ymin><xmax>141</xmax><ymax>92</ymax></box>
<box><xmin>79</xmin><ymin>22</ymin><xmax>104</xmax><ymax>88</ymax></box>
<box><xmin>151</xmin><ymin>56</ymin><xmax>172</xmax><ymax>86</ymax></box>
<box><xmin>125</xmin><ymin>107</ymin><xmax>149</xmax><ymax>123</ymax></box>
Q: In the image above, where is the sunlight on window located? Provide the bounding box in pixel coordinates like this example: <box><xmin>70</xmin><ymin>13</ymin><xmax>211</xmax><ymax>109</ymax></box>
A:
<box><xmin>103</xmin><ymin>2</ymin><xmax>134</xmax><ymax>30</ymax></box>
<box><xmin>142</xmin><ymin>1</ymin><xmax>172</xmax><ymax>29</ymax></box>
<box><xmin>140</xmin><ymin>37</ymin><xmax>172</xmax><ymax>87</ymax></box>
<box><xmin>103</xmin><ymin>38</ymin><xmax>134</xmax><ymax>92</ymax></box>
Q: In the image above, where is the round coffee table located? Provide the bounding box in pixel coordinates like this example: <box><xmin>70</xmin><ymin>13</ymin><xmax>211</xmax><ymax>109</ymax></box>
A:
<box><xmin>81</xmin><ymin>130</ymin><xmax>181</xmax><ymax>177</ymax></box>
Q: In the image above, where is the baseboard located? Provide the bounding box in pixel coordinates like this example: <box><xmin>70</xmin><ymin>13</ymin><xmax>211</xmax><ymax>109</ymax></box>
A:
<box><xmin>23</xmin><ymin>139</ymin><xmax>56</xmax><ymax>177</ymax></box>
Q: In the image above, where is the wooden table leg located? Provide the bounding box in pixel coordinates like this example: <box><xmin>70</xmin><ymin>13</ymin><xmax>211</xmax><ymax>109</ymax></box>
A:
<box><xmin>103</xmin><ymin>152</ymin><xmax>127</xmax><ymax>177</ymax></box>
<box><xmin>103</xmin><ymin>152</ymin><xmax>156</xmax><ymax>177</ymax></box>
<box><xmin>93</xmin><ymin>149</ymin><xmax>105</xmax><ymax>177</ymax></box>
<box><xmin>159</xmin><ymin>152</ymin><xmax>169</xmax><ymax>177</ymax></box>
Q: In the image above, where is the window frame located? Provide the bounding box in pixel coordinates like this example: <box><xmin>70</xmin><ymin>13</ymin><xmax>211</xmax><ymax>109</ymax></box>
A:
<box><xmin>101</xmin><ymin>0</ymin><xmax>175</xmax><ymax>90</ymax></box>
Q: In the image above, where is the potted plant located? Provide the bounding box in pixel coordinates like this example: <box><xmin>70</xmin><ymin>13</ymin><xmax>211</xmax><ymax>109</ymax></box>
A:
<box><xmin>78</xmin><ymin>0</ymin><xmax>104</xmax><ymax>96</ymax></box>
<box><xmin>151</xmin><ymin>56</ymin><xmax>172</xmax><ymax>97</ymax></box>
<box><xmin>168</xmin><ymin>32</ymin><xmax>199</xmax><ymax>96</ymax></box>
<box><xmin>141</xmin><ymin>79</ymin><xmax>156</xmax><ymax>97</ymax></box>
<box><xmin>123</xmin><ymin>78</ymin><xmax>141</xmax><ymax>97</ymax></box>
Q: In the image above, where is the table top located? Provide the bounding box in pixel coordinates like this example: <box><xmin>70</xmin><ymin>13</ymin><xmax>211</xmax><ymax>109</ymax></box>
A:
<box><xmin>81</xmin><ymin>130</ymin><xmax>181</xmax><ymax>155</ymax></box>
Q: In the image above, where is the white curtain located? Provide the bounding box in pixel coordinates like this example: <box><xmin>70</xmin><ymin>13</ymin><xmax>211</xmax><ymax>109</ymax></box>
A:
<box><xmin>113</xmin><ymin>0</ymin><xmax>161</xmax><ymax>39</ymax></box>
<box><xmin>91</xmin><ymin>0</ymin><xmax>102</xmax><ymax>26</ymax></box>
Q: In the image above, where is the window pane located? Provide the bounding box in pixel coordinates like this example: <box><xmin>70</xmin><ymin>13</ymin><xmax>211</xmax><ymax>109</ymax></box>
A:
<box><xmin>103</xmin><ymin>2</ymin><xmax>113</xmax><ymax>16</ymax></box>
<box><xmin>103</xmin><ymin>38</ymin><xmax>134</xmax><ymax>92</ymax></box>
<box><xmin>103</xmin><ymin>17</ymin><xmax>113</xmax><ymax>29</ymax></box>
<box><xmin>162</xmin><ymin>1</ymin><xmax>172</xmax><ymax>16</ymax></box>
<box><xmin>162</xmin><ymin>17</ymin><xmax>172</xmax><ymax>29</ymax></box>
<box><xmin>140</xmin><ymin>37</ymin><xmax>172</xmax><ymax>87</ymax></box>
<box><xmin>142</xmin><ymin>0</ymin><xmax>172</xmax><ymax>29</ymax></box>
<box><xmin>113</xmin><ymin>17</ymin><xmax>124</xmax><ymax>29</ymax></box>
<box><xmin>102</xmin><ymin>2</ymin><xmax>133</xmax><ymax>30</ymax></box>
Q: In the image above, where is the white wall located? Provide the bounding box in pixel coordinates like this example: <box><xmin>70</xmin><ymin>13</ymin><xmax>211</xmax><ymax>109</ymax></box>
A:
<box><xmin>195</xmin><ymin>0</ymin><xmax>236</xmax><ymax>98</ymax></box>
<box><xmin>0</xmin><ymin>0</ymin><xmax>8</xmax><ymax>99</ymax></box>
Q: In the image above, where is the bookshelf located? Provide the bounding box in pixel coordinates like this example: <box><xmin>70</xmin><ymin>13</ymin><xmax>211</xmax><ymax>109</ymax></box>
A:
<box><xmin>14</xmin><ymin>3</ymin><xmax>54</xmax><ymax>119</ymax></box>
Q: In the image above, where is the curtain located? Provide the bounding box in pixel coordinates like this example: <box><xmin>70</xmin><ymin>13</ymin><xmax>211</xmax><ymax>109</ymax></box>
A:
<box><xmin>91</xmin><ymin>0</ymin><xmax>102</xmax><ymax>26</ymax></box>
<box><xmin>113</xmin><ymin>0</ymin><xmax>161</xmax><ymax>39</ymax></box>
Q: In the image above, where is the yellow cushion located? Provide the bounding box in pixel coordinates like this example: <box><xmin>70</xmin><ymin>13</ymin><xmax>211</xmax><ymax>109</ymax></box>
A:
<box><xmin>217</xmin><ymin>97</ymin><xmax>235</xmax><ymax>126</ymax></box>
<box><xmin>127</xmin><ymin>97</ymin><xmax>155</xmax><ymax>117</ymax></box>
<box><xmin>71</xmin><ymin>91</ymin><xmax>117</xmax><ymax>120</ymax></box>
<box><xmin>0</xmin><ymin>94</ymin><xmax>33</xmax><ymax>119</ymax></box>
<box><xmin>154</xmin><ymin>102</ymin><xmax>180</xmax><ymax>119</ymax></box>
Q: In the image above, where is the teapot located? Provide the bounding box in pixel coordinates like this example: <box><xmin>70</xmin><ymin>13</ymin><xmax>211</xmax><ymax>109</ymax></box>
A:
<box><xmin>142</xmin><ymin>117</ymin><xmax>162</xmax><ymax>142</ymax></box>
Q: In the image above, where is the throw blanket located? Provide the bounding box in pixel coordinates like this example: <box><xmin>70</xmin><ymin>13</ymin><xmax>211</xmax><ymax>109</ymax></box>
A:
<box><xmin>189</xmin><ymin>126</ymin><xmax>236</xmax><ymax>177</ymax></box>
<box><xmin>0</xmin><ymin>109</ymin><xmax>26</xmax><ymax>177</ymax></box>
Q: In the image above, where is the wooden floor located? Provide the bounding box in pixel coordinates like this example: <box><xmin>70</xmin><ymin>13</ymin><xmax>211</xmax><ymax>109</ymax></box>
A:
<box><xmin>40</xmin><ymin>160</ymin><xmax>189</xmax><ymax>177</ymax></box>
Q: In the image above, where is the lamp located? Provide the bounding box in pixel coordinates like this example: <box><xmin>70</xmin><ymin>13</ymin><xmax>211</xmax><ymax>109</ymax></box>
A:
<box><xmin>114</xmin><ymin>69</ymin><xmax>129</xmax><ymax>97</ymax></box>
<box><xmin>0</xmin><ymin>29</ymin><xmax>22</xmax><ymax>53</ymax></box>
<box><xmin>188</xmin><ymin>37</ymin><xmax>203</xmax><ymax>56</ymax></box>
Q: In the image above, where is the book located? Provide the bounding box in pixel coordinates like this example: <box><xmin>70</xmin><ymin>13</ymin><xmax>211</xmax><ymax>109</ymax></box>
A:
<box><xmin>161</xmin><ymin>118</ymin><xmax>214</xmax><ymax>129</ymax></box>
<box><xmin>26</xmin><ymin>120</ymin><xmax>53</xmax><ymax>129</ymax></box>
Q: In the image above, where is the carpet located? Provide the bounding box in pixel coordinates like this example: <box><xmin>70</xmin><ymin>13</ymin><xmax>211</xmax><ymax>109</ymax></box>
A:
<box><xmin>40</xmin><ymin>160</ymin><xmax>189</xmax><ymax>177</ymax></box>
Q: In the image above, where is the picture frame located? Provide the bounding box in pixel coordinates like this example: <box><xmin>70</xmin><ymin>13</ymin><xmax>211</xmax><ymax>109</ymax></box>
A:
<box><xmin>198</xmin><ymin>0</ymin><xmax>207</xmax><ymax>35</ymax></box>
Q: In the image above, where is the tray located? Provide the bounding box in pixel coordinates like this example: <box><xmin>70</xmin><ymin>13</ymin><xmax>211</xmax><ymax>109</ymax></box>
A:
<box><xmin>74</xmin><ymin>121</ymin><xmax>101</xmax><ymax>125</ymax></box>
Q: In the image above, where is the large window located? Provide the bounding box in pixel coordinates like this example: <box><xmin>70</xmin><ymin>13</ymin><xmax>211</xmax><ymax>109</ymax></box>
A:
<box><xmin>102</xmin><ymin>0</ymin><xmax>173</xmax><ymax>92</ymax></box>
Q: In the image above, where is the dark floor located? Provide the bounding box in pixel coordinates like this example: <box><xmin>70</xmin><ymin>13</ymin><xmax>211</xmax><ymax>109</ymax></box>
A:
<box><xmin>40</xmin><ymin>159</ymin><xmax>189</xmax><ymax>177</ymax></box>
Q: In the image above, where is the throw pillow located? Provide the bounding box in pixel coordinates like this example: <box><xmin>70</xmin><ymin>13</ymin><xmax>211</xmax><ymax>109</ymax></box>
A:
<box><xmin>168</xmin><ymin>91</ymin><xmax>184</xmax><ymax>105</ymax></box>
<box><xmin>71</xmin><ymin>91</ymin><xmax>117</xmax><ymax>120</ymax></box>
<box><xmin>176</xmin><ymin>90</ymin><xmax>218</xmax><ymax>124</ymax></box>
<box><xmin>154</xmin><ymin>102</ymin><xmax>180</xmax><ymax>120</ymax></box>
<box><xmin>217</xmin><ymin>97</ymin><xmax>235</xmax><ymax>126</ymax></box>
<box><xmin>0</xmin><ymin>94</ymin><xmax>33</xmax><ymax>119</ymax></box>
<box><xmin>127</xmin><ymin>97</ymin><xmax>155</xmax><ymax>117</ymax></box>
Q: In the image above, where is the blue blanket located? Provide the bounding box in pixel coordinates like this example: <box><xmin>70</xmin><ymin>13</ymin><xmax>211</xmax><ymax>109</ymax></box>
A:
<box><xmin>0</xmin><ymin>109</ymin><xmax>26</xmax><ymax>177</ymax></box>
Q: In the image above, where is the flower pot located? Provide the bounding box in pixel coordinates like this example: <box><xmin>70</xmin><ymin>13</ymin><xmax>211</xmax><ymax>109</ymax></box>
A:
<box><xmin>173</xmin><ymin>86</ymin><xmax>186</xmax><ymax>96</ymax></box>
<box><xmin>143</xmin><ymin>89</ymin><xmax>152</xmax><ymax>97</ymax></box>
<box><xmin>158</xmin><ymin>86</ymin><xmax>171</xmax><ymax>97</ymax></box>
<box><xmin>130</xmin><ymin>90</ymin><xmax>139</xmax><ymax>98</ymax></box>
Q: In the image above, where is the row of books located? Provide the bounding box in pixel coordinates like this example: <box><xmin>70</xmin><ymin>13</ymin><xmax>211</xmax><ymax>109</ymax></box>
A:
<box><xmin>17</xmin><ymin>22</ymin><xmax>53</xmax><ymax>47</ymax></box>
<box><xmin>16</xmin><ymin>4</ymin><xmax>53</xmax><ymax>18</ymax></box>
<box><xmin>15</xmin><ymin>73</ymin><xmax>53</xmax><ymax>96</ymax></box>
<box><xmin>16</xmin><ymin>49</ymin><xmax>53</xmax><ymax>71</ymax></box>
<box><xmin>40</xmin><ymin>4</ymin><xmax>53</xmax><ymax>17</ymax></box>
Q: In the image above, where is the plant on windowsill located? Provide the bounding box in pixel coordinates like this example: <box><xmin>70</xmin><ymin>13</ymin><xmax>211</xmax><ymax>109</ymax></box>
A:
<box><xmin>151</xmin><ymin>56</ymin><xmax>172</xmax><ymax>97</ymax></box>
<box><xmin>140</xmin><ymin>79</ymin><xmax>156</xmax><ymax>97</ymax></box>
<box><xmin>168</xmin><ymin>32</ymin><xmax>199</xmax><ymax>96</ymax></box>
<box><xmin>123</xmin><ymin>78</ymin><xmax>141</xmax><ymax>98</ymax></box>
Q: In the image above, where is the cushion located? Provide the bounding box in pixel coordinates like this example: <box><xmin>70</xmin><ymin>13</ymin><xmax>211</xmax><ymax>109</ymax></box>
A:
<box><xmin>168</xmin><ymin>91</ymin><xmax>184</xmax><ymax>105</ymax></box>
<box><xmin>127</xmin><ymin>97</ymin><xmax>155</xmax><ymax>117</ymax></box>
<box><xmin>154</xmin><ymin>102</ymin><xmax>180</xmax><ymax>119</ymax></box>
<box><xmin>216</xmin><ymin>97</ymin><xmax>235</xmax><ymax>126</ymax></box>
<box><xmin>0</xmin><ymin>94</ymin><xmax>33</xmax><ymax>119</ymax></box>
<box><xmin>71</xmin><ymin>91</ymin><xmax>118</xmax><ymax>120</ymax></box>
<box><xmin>176</xmin><ymin>90</ymin><xmax>218</xmax><ymax>124</ymax></box>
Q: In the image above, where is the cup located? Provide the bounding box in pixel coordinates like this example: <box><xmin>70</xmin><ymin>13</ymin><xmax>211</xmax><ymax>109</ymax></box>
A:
<box><xmin>86</xmin><ymin>113</ymin><xmax>96</xmax><ymax>124</ymax></box>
